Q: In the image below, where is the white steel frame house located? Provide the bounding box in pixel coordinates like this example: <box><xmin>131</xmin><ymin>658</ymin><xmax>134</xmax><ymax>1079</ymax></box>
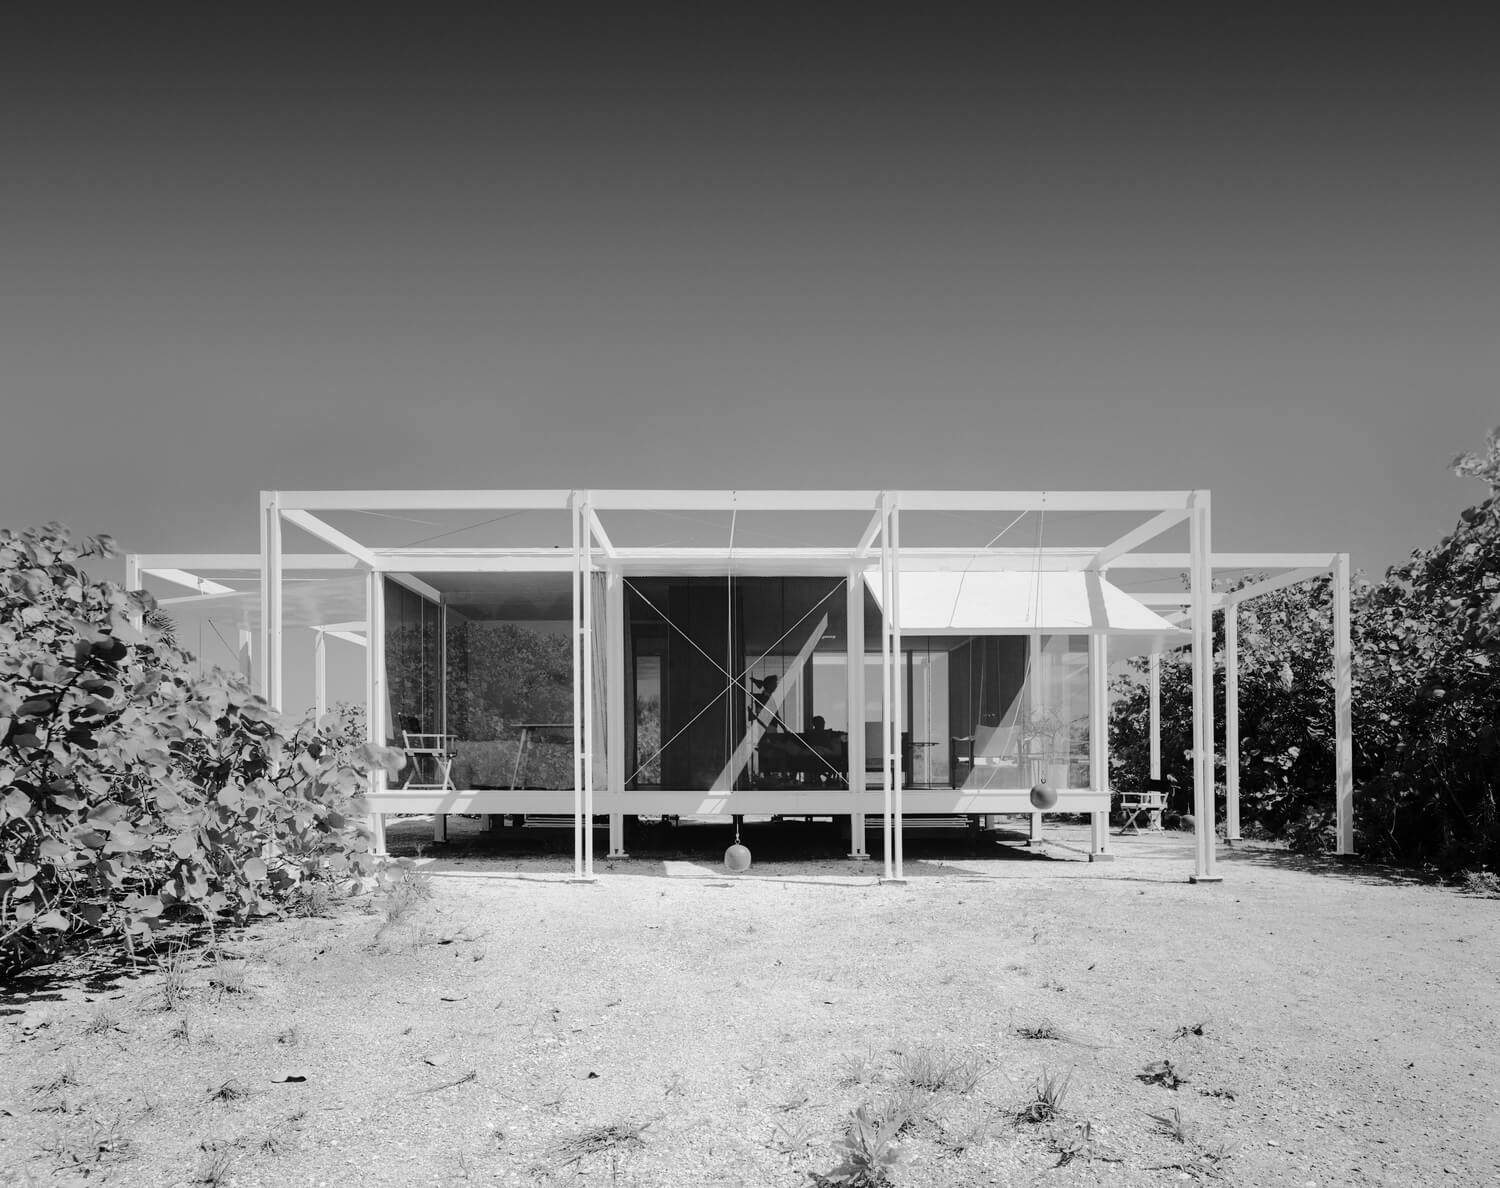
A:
<box><xmin>127</xmin><ymin>488</ymin><xmax>1354</xmax><ymax>885</ymax></box>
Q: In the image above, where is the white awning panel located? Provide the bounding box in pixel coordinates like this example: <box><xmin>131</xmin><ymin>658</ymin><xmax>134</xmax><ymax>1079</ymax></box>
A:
<box><xmin>863</xmin><ymin>569</ymin><xmax>1189</xmax><ymax>639</ymax></box>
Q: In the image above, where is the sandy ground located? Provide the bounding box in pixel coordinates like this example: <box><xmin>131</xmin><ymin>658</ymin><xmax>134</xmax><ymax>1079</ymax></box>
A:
<box><xmin>2</xmin><ymin>819</ymin><xmax>1497</xmax><ymax>1187</ymax></box>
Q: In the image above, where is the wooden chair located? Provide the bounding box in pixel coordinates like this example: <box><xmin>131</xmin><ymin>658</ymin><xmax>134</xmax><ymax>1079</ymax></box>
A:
<box><xmin>400</xmin><ymin>730</ymin><xmax>457</xmax><ymax>792</ymax></box>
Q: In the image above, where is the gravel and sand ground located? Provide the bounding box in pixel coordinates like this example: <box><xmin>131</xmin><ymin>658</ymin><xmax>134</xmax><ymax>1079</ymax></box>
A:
<box><xmin>2</xmin><ymin>819</ymin><xmax>1496</xmax><ymax>1187</ymax></box>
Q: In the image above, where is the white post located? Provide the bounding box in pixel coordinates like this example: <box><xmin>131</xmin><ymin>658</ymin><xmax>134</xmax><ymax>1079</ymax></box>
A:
<box><xmin>1028</xmin><ymin>632</ymin><xmax>1043</xmax><ymax>844</ymax></box>
<box><xmin>1189</xmin><ymin>493</ymin><xmax>1220</xmax><ymax>882</ymax></box>
<box><xmin>879</xmin><ymin>493</ymin><xmax>894</xmax><ymax>882</ymax></box>
<box><xmin>259</xmin><ymin>494</ymin><xmax>283</xmax><ymax>709</ymax></box>
<box><xmin>1225</xmin><ymin>599</ymin><xmax>1241</xmax><ymax>842</ymax></box>
<box><xmin>365</xmin><ymin>567</ymin><xmax>388</xmax><ymax>854</ymax></box>
<box><xmin>1148</xmin><ymin>651</ymin><xmax>1162</xmax><ymax>830</ymax></box>
<box><xmin>1333</xmin><ymin>553</ymin><xmax>1354</xmax><ymax>855</ymax></box>
<box><xmin>570</xmin><ymin>492</ymin><xmax>585</xmax><ymax>880</ymax></box>
<box><xmin>607</xmin><ymin>565</ymin><xmax>627</xmax><ymax>858</ymax></box>
<box><xmin>124</xmin><ymin>554</ymin><xmax>142</xmax><ymax>631</ymax></box>
<box><xmin>1088</xmin><ymin>631</ymin><xmax>1112</xmax><ymax>860</ymax></box>
<box><xmin>845</xmin><ymin>566</ymin><xmax>867</xmax><ymax>858</ymax></box>
<box><xmin>314</xmin><ymin>629</ymin><xmax>327</xmax><ymax>723</ymax></box>
<box><xmin>891</xmin><ymin>496</ymin><xmax>905</xmax><ymax>883</ymax></box>
<box><xmin>582</xmin><ymin>493</ymin><xmax>595</xmax><ymax>879</ymax></box>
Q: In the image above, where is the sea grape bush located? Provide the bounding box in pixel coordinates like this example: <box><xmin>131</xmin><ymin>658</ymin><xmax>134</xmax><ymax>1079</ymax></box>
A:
<box><xmin>0</xmin><ymin>523</ymin><xmax>404</xmax><ymax>973</ymax></box>
<box><xmin>1110</xmin><ymin>427</ymin><xmax>1500</xmax><ymax>872</ymax></box>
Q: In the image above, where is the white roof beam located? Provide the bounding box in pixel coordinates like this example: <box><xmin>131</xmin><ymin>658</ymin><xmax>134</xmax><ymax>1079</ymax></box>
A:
<box><xmin>897</xmin><ymin>491</ymin><xmax>1194</xmax><ymax>512</ymax></box>
<box><xmin>855</xmin><ymin>510</ymin><xmax>884</xmax><ymax>556</ymax></box>
<box><xmin>1119</xmin><ymin>552</ymin><xmax>1340</xmax><ymax>570</ymax></box>
<box><xmin>591</xmin><ymin>490</ymin><xmax>881</xmax><ymax>511</ymax></box>
<box><xmin>279</xmin><ymin>510</ymin><xmax>378</xmax><ymax>567</ymax></box>
<box><xmin>275</xmin><ymin>490</ymin><xmax>572</xmax><ymax>511</ymax></box>
<box><xmin>1225</xmin><ymin>567</ymin><xmax>1330</xmax><ymax>607</ymax></box>
<box><xmin>386</xmin><ymin>572</ymin><xmax>443</xmax><ymax>602</ymax></box>
<box><xmin>1089</xmin><ymin>508</ymin><xmax>1192</xmax><ymax>570</ymax></box>
<box><xmin>135</xmin><ymin>554</ymin><xmax>359</xmax><ymax>572</ymax></box>
<box><xmin>139</xmin><ymin>568</ymin><xmax>235</xmax><ymax>596</ymax></box>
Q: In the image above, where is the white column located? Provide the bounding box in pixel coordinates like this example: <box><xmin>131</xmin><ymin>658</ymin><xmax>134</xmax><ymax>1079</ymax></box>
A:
<box><xmin>1333</xmin><ymin>552</ymin><xmax>1354</xmax><ymax>855</ymax></box>
<box><xmin>314</xmin><ymin>629</ymin><xmax>327</xmax><ymax>723</ymax></box>
<box><xmin>879</xmin><ymin>493</ymin><xmax>893</xmax><ymax>882</ymax></box>
<box><xmin>1224</xmin><ymin>599</ymin><xmax>1241</xmax><ymax>842</ymax></box>
<box><xmin>1028</xmin><ymin>632</ymin><xmax>1043</xmax><ymax>843</ymax></box>
<box><xmin>1088</xmin><ymin>631</ymin><xmax>1111</xmax><ymax>860</ymax></box>
<box><xmin>365</xmin><ymin>567</ymin><xmax>388</xmax><ymax>854</ymax></box>
<box><xmin>891</xmin><ymin>497</ymin><xmax>904</xmax><ymax>883</ymax></box>
<box><xmin>260</xmin><ymin>494</ymin><xmax>283</xmax><ymax>709</ymax></box>
<box><xmin>1148</xmin><ymin>651</ymin><xmax>1162</xmax><ymax>829</ymax></box>
<box><xmin>845</xmin><ymin>566</ymin><xmax>867</xmax><ymax>858</ymax></box>
<box><xmin>1189</xmin><ymin>494</ymin><xmax>1220</xmax><ymax>882</ymax></box>
<box><xmin>607</xmin><ymin>564</ymin><xmax>628</xmax><ymax>859</ymax></box>
<box><xmin>581</xmin><ymin>494</ymin><xmax>595</xmax><ymax>879</ymax></box>
<box><xmin>124</xmin><ymin>555</ymin><xmax>143</xmax><ymax>630</ymax></box>
<box><xmin>570</xmin><ymin>492</ymin><xmax>585</xmax><ymax>880</ymax></box>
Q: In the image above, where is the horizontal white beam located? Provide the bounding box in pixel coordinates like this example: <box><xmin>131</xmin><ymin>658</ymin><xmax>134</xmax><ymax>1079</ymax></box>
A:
<box><xmin>135</xmin><ymin>554</ymin><xmax>359</xmax><ymax>572</ymax></box>
<box><xmin>323</xmin><ymin>629</ymin><xmax>367</xmax><ymax>647</ymax></box>
<box><xmin>896</xmin><ymin>491</ymin><xmax>1195</xmax><ymax>512</ymax></box>
<box><xmin>1225</xmin><ymin>567</ymin><xmax>1329</xmax><ymax>607</ymax></box>
<box><xmin>590</xmin><ymin>490</ymin><xmax>882</xmax><ymax>511</ymax></box>
<box><xmin>275</xmin><ymin>490</ymin><xmax>573</xmax><ymax>511</ymax></box>
<box><xmin>279</xmin><ymin>510</ymin><xmax>378</xmax><ymax>567</ymax></box>
<box><xmin>364</xmin><ymin>789</ymin><xmax>1112</xmax><ymax>815</ymax></box>
<box><xmin>1090</xmin><ymin>508</ymin><xmax>1192</xmax><ymax>569</ymax></box>
<box><xmin>1118</xmin><ymin>552</ymin><xmax>1339</xmax><ymax>570</ymax></box>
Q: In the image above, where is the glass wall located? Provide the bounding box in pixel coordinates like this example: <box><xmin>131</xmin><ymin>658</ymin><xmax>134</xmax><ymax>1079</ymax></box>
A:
<box><xmin>625</xmin><ymin>576</ymin><xmax>847</xmax><ymax>791</ymax></box>
<box><xmin>384</xmin><ymin>579</ymin><xmax>441</xmax><ymax>736</ymax></box>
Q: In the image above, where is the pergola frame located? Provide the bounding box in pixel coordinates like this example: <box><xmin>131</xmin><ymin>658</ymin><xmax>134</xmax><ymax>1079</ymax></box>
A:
<box><xmin>129</xmin><ymin>489</ymin><xmax>1353</xmax><ymax>882</ymax></box>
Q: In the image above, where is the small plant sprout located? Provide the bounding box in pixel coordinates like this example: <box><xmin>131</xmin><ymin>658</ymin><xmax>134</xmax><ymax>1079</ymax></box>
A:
<box><xmin>1147</xmin><ymin>1104</ymin><xmax>1190</xmax><ymax>1143</ymax></box>
<box><xmin>149</xmin><ymin>942</ymin><xmax>194</xmax><ymax>1012</ymax></box>
<box><xmin>813</xmin><ymin>1102</ymin><xmax>909</xmax><ymax>1187</ymax></box>
<box><xmin>1016</xmin><ymin>1067</ymin><xmax>1072</xmax><ymax>1125</ymax></box>
<box><xmin>1014</xmin><ymin>1019</ymin><xmax>1062</xmax><ymax>1041</ymax></box>
<box><xmin>550</xmin><ymin>1119</ymin><xmax>650</xmax><ymax>1169</ymax></box>
<box><xmin>1051</xmin><ymin>1119</ymin><xmax>1124</xmax><ymax>1168</ymax></box>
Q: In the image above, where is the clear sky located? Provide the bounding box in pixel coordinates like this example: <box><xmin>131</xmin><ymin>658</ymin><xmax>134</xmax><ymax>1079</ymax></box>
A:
<box><xmin>2</xmin><ymin>7</ymin><xmax>1496</xmax><ymax>709</ymax></box>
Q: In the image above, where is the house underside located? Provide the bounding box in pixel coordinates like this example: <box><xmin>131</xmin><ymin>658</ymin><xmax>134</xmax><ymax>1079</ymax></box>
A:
<box><xmin>128</xmin><ymin>488</ymin><xmax>1355</xmax><ymax>883</ymax></box>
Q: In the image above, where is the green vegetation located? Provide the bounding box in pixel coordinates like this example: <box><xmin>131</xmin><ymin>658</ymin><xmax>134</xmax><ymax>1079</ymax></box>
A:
<box><xmin>0</xmin><ymin>523</ymin><xmax>404</xmax><ymax>975</ymax></box>
<box><xmin>1111</xmin><ymin>425</ymin><xmax>1500</xmax><ymax>873</ymax></box>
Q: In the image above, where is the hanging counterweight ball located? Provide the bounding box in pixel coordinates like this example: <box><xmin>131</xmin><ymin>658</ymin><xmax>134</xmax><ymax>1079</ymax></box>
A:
<box><xmin>1029</xmin><ymin>780</ymin><xmax>1058</xmax><ymax>811</ymax></box>
<box><xmin>724</xmin><ymin>843</ymin><xmax>752</xmax><ymax>873</ymax></box>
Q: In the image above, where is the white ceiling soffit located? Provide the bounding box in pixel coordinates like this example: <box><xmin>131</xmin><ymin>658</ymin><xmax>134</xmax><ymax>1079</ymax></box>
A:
<box><xmin>157</xmin><ymin>576</ymin><xmax>368</xmax><ymax>631</ymax></box>
<box><xmin>862</xmin><ymin>570</ymin><xmax>1190</xmax><ymax>638</ymax></box>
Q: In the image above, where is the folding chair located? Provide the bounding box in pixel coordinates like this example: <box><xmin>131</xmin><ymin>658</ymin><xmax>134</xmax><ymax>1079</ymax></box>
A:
<box><xmin>400</xmin><ymin>730</ymin><xmax>457</xmax><ymax>792</ymax></box>
<box><xmin>1118</xmin><ymin>776</ymin><xmax>1171</xmax><ymax>834</ymax></box>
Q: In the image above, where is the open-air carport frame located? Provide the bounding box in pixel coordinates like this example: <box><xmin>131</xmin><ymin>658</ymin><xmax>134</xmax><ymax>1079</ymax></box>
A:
<box><xmin>130</xmin><ymin>488</ymin><xmax>1352</xmax><ymax>884</ymax></box>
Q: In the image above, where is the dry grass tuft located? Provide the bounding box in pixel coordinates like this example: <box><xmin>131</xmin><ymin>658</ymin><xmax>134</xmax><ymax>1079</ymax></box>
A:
<box><xmin>194</xmin><ymin>1147</ymin><xmax>234</xmax><ymax>1185</ymax></box>
<box><xmin>551</xmin><ymin>1120</ymin><xmax>651</xmax><ymax>1169</ymax></box>
<box><xmin>1016</xmin><ymin>1067</ymin><xmax>1072</xmax><ymax>1125</ymax></box>
<box><xmin>208</xmin><ymin>1077</ymin><xmax>251</xmax><ymax>1104</ymax></box>
<box><xmin>83</xmin><ymin>1004</ymin><xmax>125</xmax><ymax>1035</ymax></box>
<box><xmin>43</xmin><ymin>1112</ymin><xmax>136</xmax><ymax>1171</ymax></box>
<box><xmin>895</xmin><ymin>1044</ymin><xmax>986</xmax><ymax>1095</ymax></box>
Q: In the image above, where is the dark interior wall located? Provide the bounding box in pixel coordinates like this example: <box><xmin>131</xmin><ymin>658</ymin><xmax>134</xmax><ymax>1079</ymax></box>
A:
<box><xmin>947</xmin><ymin>636</ymin><xmax>1029</xmax><ymax>737</ymax></box>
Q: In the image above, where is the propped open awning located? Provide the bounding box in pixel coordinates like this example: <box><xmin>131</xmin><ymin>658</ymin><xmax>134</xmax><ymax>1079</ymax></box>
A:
<box><xmin>155</xmin><ymin>575</ymin><xmax>369</xmax><ymax>631</ymax></box>
<box><xmin>863</xmin><ymin>569</ymin><xmax>1189</xmax><ymax>641</ymax></box>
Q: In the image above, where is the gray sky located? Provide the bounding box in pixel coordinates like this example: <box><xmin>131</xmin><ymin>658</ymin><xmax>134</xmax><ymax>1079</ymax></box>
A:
<box><xmin>2</xmin><ymin>8</ymin><xmax>1496</xmax><ymax>707</ymax></box>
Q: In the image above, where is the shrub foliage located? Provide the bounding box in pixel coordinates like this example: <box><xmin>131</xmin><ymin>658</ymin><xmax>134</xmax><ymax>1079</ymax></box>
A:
<box><xmin>1</xmin><ymin>523</ymin><xmax>403</xmax><ymax>973</ymax></box>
